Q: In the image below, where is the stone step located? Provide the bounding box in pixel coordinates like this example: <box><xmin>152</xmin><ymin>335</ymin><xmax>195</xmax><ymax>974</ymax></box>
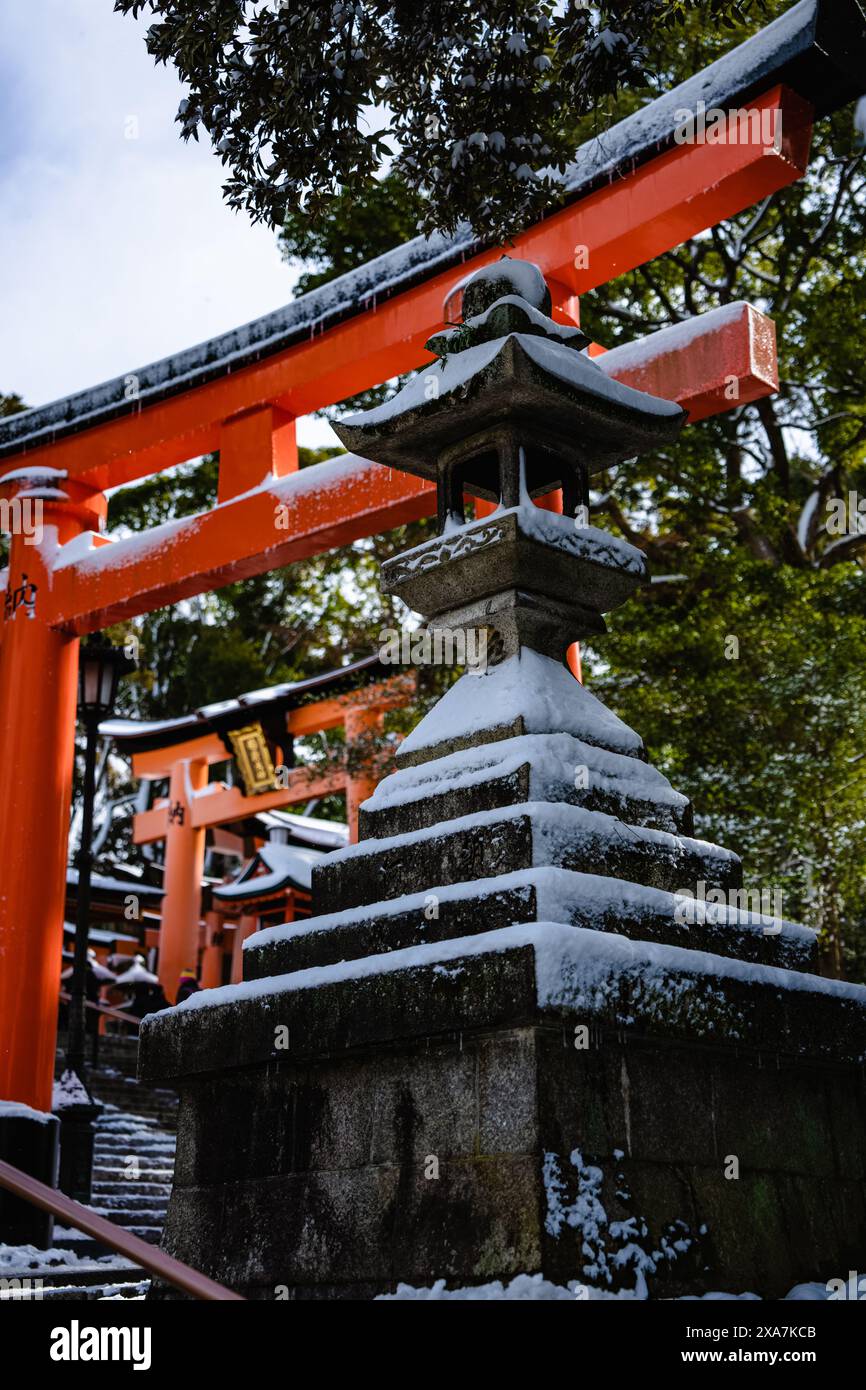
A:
<box><xmin>244</xmin><ymin>866</ymin><xmax>815</xmax><ymax>981</ymax></box>
<box><xmin>92</xmin><ymin>1181</ymin><xmax>172</xmax><ymax>1197</ymax></box>
<box><xmin>94</xmin><ymin>1143</ymin><xmax>176</xmax><ymax>1158</ymax></box>
<box><xmin>90</xmin><ymin>1078</ymin><xmax>177</xmax><ymax>1101</ymax></box>
<box><xmin>87</xmin><ymin>1080</ymin><xmax>179</xmax><ymax>1130</ymax></box>
<box><xmin>0</xmin><ymin>1261</ymin><xmax>148</xmax><ymax>1293</ymax></box>
<box><xmin>360</xmin><ymin>731</ymin><xmax>691</xmax><ymax>841</ymax></box>
<box><xmin>95</xmin><ymin>1110</ymin><xmax>173</xmax><ymax>1129</ymax></box>
<box><xmin>129</xmin><ymin>1230</ymin><xmax>162</xmax><ymax>1246</ymax></box>
<box><xmin>90</xmin><ymin>1193</ymin><xmax>170</xmax><ymax>1213</ymax></box>
<box><xmin>93</xmin><ymin>1100</ymin><xmax>177</xmax><ymax>1123</ymax></box>
<box><xmin>95</xmin><ymin>1117</ymin><xmax>174</xmax><ymax>1130</ymax></box>
<box><xmin>95</xmin><ymin>1138</ymin><xmax>176</xmax><ymax>1153</ymax></box>
<box><xmin>93</xmin><ymin>1167</ymin><xmax>173</xmax><ymax>1182</ymax></box>
<box><xmin>91</xmin><ymin>1081</ymin><xmax>177</xmax><ymax>1104</ymax></box>
<box><xmin>90</xmin><ymin>1208</ymin><xmax>169</xmax><ymax>1227</ymax></box>
<box><xmin>50</xmin><ymin>1231</ymin><xmax>126</xmax><ymax>1259</ymax></box>
<box><xmin>313</xmin><ymin>801</ymin><xmax>742</xmax><ymax>915</ymax></box>
<box><xmin>94</xmin><ymin>1109</ymin><xmax>177</xmax><ymax>1128</ymax></box>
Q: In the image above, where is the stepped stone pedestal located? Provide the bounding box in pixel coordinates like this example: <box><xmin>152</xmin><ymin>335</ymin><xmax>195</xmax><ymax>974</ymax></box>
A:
<box><xmin>141</xmin><ymin>260</ymin><xmax>866</xmax><ymax>1299</ymax></box>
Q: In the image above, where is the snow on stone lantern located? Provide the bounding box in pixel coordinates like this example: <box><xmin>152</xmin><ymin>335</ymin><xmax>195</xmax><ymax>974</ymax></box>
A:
<box><xmin>335</xmin><ymin>257</ymin><xmax>686</xmax><ymax>666</ymax></box>
<box><xmin>140</xmin><ymin>257</ymin><xmax>866</xmax><ymax>1303</ymax></box>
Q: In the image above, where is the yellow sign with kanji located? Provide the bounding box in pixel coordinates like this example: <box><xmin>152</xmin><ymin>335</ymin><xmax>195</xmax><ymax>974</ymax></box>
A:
<box><xmin>227</xmin><ymin>722</ymin><xmax>277</xmax><ymax>795</ymax></box>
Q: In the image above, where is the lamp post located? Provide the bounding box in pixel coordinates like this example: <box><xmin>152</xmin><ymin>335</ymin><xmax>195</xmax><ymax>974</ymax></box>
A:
<box><xmin>56</xmin><ymin>638</ymin><xmax>134</xmax><ymax>1203</ymax></box>
<box><xmin>66</xmin><ymin>638</ymin><xmax>134</xmax><ymax>1083</ymax></box>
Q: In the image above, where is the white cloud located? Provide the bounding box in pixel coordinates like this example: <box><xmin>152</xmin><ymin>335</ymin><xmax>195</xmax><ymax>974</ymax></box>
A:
<box><xmin>0</xmin><ymin>0</ymin><xmax>338</xmax><ymax>449</ymax></box>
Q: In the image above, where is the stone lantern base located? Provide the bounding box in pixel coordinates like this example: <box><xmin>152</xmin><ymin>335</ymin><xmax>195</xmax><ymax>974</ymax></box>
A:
<box><xmin>141</xmin><ymin>647</ymin><xmax>866</xmax><ymax>1300</ymax></box>
<box><xmin>141</xmin><ymin>926</ymin><xmax>866</xmax><ymax>1299</ymax></box>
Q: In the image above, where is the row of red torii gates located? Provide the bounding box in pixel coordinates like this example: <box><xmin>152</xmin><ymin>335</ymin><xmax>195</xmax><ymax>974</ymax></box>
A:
<box><xmin>0</xmin><ymin>2</ymin><xmax>860</xmax><ymax>1112</ymax></box>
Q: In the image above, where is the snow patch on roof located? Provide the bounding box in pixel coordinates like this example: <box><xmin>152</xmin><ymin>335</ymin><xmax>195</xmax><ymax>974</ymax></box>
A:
<box><xmin>597</xmin><ymin>302</ymin><xmax>750</xmax><ymax>377</ymax></box>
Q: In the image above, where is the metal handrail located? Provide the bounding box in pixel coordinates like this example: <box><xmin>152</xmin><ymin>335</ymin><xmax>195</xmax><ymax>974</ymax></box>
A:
<box><xmin>58</xmin><ymin>989</ymin><xmax>141</xmax><ymax>1029</ymax></box>
<box><xmin>0</xmin><ymin>1158</ymin><xmax>243</xmax><ymax>1300</ymax></box>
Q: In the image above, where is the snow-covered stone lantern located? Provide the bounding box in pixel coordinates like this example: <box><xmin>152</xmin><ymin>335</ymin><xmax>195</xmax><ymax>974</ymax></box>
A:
<box><xmin>140</xmin><ymin>257</ymin><xmax>866</xmax><ymax>1304</ymax></box>
<box><xmin>335</xmin><ymin>257</ymin><xmax>685</xmax><ymax>665</ymax></box>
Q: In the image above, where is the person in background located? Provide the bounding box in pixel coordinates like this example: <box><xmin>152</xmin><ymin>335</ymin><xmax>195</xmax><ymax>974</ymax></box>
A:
<box><xmin>175</xmin><ymin>969</ymin><xmax>201</xmax><ymax>1006</ymax></box>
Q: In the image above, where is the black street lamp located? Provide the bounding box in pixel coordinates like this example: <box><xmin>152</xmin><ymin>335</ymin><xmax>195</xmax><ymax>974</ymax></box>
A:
<box><xmin>57</xmin><ymin>638</ymin><xmax>134</xmax><ymax>1203</ymax></box>
<box><xmin>66</xmin><ymin>638</ymin><xmax>135</xmax><ymax>1084</ymax></box>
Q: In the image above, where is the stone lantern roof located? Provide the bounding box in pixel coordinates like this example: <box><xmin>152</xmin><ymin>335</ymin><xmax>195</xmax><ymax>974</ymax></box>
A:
<box><xmin>334</xmin><ymin>257</ymin><xmax>686</xmax><ymax>520</ymax></box>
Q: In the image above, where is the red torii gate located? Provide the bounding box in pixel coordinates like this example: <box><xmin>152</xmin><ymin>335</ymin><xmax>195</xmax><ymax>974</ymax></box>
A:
<box><xmin>0</xmin><ymin>4</ymin><xmax>859</xmax><ymax>1111</ymax></box>
<box><xmin>119</xmin><ymin>667</ymin><xmax>415</xmax><ymax>1000</ymax></box>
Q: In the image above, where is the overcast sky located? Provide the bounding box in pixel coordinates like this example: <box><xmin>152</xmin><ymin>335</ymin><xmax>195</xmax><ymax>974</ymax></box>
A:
<box><xmin>0</xmin><ymin>0</ymin><xmax>336</xmax><ymax>448</ymax></box>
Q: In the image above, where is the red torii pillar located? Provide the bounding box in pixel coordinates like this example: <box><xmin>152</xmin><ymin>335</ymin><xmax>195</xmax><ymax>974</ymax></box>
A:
<box><xmin>345</xmin><ymin>704</ymin><xmax>387</xmax><ymax>845</ymax></box>
<box><xmin>0</xmin><ymin>476</ymin><xmax>106</xmax><ymax>1112</ymax></box>
<box><xmin>158</xmin><ymin>757</ymin><xmax>209</xmax><ymax>1005</ymax></box>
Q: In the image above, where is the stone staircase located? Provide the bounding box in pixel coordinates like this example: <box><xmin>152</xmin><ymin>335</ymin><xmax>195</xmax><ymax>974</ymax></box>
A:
<box><xmin>88</xmin><ymin>1100</ymin><xmax>177</xmax><ymax>1244</ymax></box>
<box><xmin>0</xmin><ymin>1048</ymin><xmax>178</xmax><ymax>1301</ymax></box>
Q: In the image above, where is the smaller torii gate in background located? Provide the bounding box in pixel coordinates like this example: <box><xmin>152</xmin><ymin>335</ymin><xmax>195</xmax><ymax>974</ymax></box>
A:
<box><xmin>104</xmin><ymin>660</ymin><xmax>414</xmax><ymax>1000</ymax></box>
<box><xmin>1</xmin><ymin>0</ymin><xmax>863</xmax><ymax>1111</ymax></box>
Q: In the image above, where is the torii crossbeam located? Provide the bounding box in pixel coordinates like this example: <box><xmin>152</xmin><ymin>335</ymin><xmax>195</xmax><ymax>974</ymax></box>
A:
<box><xmin>1</xmin><ymin>0</ymin><xmax>863</xmax><ymax>1110</ymax></box>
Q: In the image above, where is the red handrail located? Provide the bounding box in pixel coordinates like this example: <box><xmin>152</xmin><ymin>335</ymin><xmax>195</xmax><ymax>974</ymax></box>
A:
<box><xmin>0</xmin><ymin>1158</ymin><xmax>243</xmax><ymax>1300</ymax></box>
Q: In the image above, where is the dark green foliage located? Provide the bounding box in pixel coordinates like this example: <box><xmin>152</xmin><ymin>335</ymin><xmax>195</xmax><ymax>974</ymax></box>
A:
<box><xmin>573</xmin><ymin>5</ymin><xmax>866</xmax><ymax>976</ymax></box>
<box><xmin>0</xmin><ymin>393</ymin><xmax>26</xmax><ymax>417</ymax></box>
<box><xmin>113</xmin><ymin>0</ymin><xmax>767</xmax><ymax>243</ymax></box>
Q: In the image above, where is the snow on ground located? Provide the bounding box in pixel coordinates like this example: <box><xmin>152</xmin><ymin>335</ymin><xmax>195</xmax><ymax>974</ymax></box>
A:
<box><xmin>0</xmin><ymin>1242</ymin><xmax>130</xmax><ymax>1275</ymax></box>
<box><xmin>377</xmin><ymin>1274</ymin><xmax>834</xmax><ymax>1301</ymax></box>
